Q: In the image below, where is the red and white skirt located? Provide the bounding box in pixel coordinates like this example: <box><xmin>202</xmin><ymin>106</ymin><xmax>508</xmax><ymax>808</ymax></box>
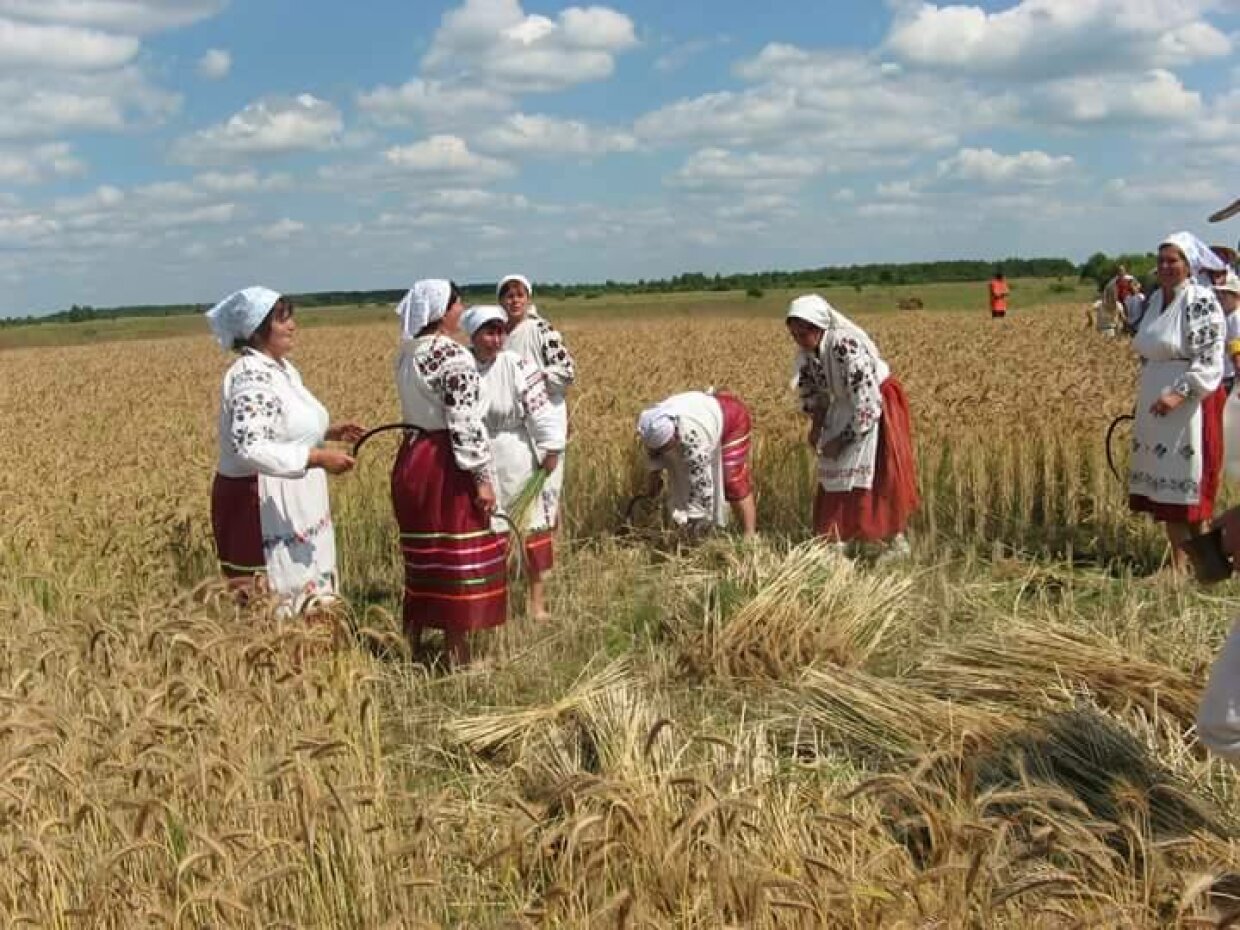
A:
<box><xmin>1129</xmin><ymin>386</ymin><xmax>1225</xmax><ymax>524</ymax></box>
<box><xmin>813</xmin><ymin>377</ymin><xmax>920</xmax><ymax>543</ymax></box>
<box><xmin>211</xmin><ymin>474</ymin><xmax>264</xmax><ymax>579</ymax></box>
<box><xmin>715</xmin><ymin>390</ymin><xmax>754</xmax><ymax>501</ymax></box>
<box><xmin>391</xmin><ymin>430</ymin><xmax>508</xmax><ymax>635</ymax></box>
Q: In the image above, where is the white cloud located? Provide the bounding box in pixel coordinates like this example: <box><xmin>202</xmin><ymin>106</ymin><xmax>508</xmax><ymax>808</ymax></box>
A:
<box><xmin>257</xmin><ymin>218</ymin><xmax>305</xmax><ymax>241</ymax></box>
<box><xmin>0</xmin><ymin>141</ymin><xmax>84</xmax><ymax>183</ymax></box>
<box><xmin>423</xmin><ymin>0</ymin><xmax>638</xmax><ymax>94</ymax></box>
<box><xmin>382</xmin><ymin>134</ymin><xmax>514</xmax><ymax>180</ymax></box>
<box><xmin>172</xmin><ymin>94</ymin><xmax>342</xmax><ymax>164</ymax></box>
<box><xmin>477</xmin><ymin>113</ymin><xmax>636</xmax><ymax>157</ymax></box>
<box><xmin>670</xmin><ymin>147</ymin><xmax>822</xmax><ymax>191</ymax></box>
<box><xmin>197</xmin><ymin>47</ymin><xmax>230</xmax><ymax>80</ymax></box>
<box><xmin>885</xmin><ymin>0</ymin><xmax>1230</xmax><ymax>80</ymax></box>
<box><xmin>357</xmin><ymin>78</ymin><xmax>510</xmax><ymax>126</ymax></box>
<box><xmin>1030</xmin><ymin>69</ymin><xmax>1202</xmax><ymax>124</ymax></box>
<box><xmin>0</xmin><ymin>1</ymin><xmax>228</xmax><ymax>35</ymax></box>
<box><xmin>936</xmin><ymin>147</ymin><xmax>1076</xmax><ymax>184</ymax></box>
<box><xmin>195</xmin><ymin>169</ymin><xmax>292</xmax><ymax>194</ymax></box>
<box><xmin>654</xmin><ymin>35</ymin><xmax>730</xmax><ymax>73</ymax></box>
<box><xmin>1104</xmin><ymin>176</ymin><xmax>1224</xmax><ymax>205</ymax></box>
<box><xmin>0</xmin><ymin>16</ymin><xmax>139</xmax><ymax>70</ymax></box>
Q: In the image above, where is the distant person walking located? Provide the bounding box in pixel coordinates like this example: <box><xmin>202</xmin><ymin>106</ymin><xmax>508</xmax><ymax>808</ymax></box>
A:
<box><xmin>391</xmin><ymin>280</ymin><xmax>506</xmax><ymax>667</ymax></box>
<box><xmin>1126</xmin><ymin>232</ymin><xmax>1226</xmax><ymax>573</ymax></box>
<box><xmin>988</xmin><ymin>269</ymin><xmax>1010</xmax><ymax>319</ymax></box>
<box><xmin>463</xmin><ymin>304</ymin><xmax>565</xmax><ymax>621</ymax></box>
<box><xmin>206</xmin><ymin>287</ymin><xmax>364</xmax><ymax>616</ymax></box>
<box><xmin>1096</xmin><ymin>265</ymin><xmax>1136</xmax><ymax>337</ymax></box>
<box><xmin>786</xmin><ymin>295</ymin><xmax>919</xmax><ymax>556</ymax></box>
<box><xmin>635</xmin><ymin>389</ymin><xmax>757</xmax><ymax>540</ymax></box>
<box><xmin>498</xmin><ymin>273</ymin><xmax>575</xmax><ymax>544</ymax></box>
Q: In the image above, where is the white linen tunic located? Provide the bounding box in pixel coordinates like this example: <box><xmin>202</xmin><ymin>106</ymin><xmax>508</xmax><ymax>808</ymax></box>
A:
<box><xmin>394</xmin><ymin>334</ymin><xmax>491</xmax><ymax>476</ymax></box>
<box><xmin>644</xmin><ymin>391</ymin><xmax>729</xmax><ymax>529</ymax></box>
<box><xmin>505</xmin><ymin>308</ymin><xmax>575</xmax><ymax>524</ymax></box>
<box><xmin>476</xmin><ymin>350</ymin><xmax>565</xmax><ymax>533</ymax></box>
<box><xmin>1128</xmin><ymin>282</ymin><xmax>1224</xmax><ymax>506</ymax></box>
<box><xmin>795</xmin><ymin>328</ymin><xmax>891</xmax><ymax>493</ymax></box>
<box><xmin>217</xmin><ymin>349</ymin><xmax>337</xmax><ymax>612</ymax></box>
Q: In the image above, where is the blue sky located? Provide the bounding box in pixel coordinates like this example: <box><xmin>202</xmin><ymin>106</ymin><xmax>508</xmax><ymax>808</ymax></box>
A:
<box><xmin>2</xmin><ymin>0</ymin><xmax>1239</xmax><ymax>317</ymax></box>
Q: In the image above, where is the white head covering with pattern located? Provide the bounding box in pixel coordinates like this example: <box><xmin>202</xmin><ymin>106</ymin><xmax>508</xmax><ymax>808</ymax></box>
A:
<box><xmin>396</xmin><ymin>279</ymin><xmax>453</xmax><ymax>339</ymax></box>
<box><xmin>636</xmin><ymin>405</ymin><xmax>677</xmax><ymax>450</ymax></box>
<box><xmin>205</xmin><ymin>286</ymin><xmax>281</xmax><ymax>349</ymax></box>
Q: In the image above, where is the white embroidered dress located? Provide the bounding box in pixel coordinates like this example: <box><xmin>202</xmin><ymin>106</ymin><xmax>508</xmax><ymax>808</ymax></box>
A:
<box><xmin>644</xmin><ymin>391</ymin><xmax>729</xmax><ymax>529</ymax></box>
<box><xmin>217</xmin><ymin>349</ymin><xmax>337</xmax><ymax>612</ymax></box>
<box><xmin>795</xmin><ymin>327</ymin><xmax>891</xmax><ymax>492</ymax></box>
<box><xmin>476</xmin><ymin>350</ymin><xmax>565</xmax><ymax>533</ymax></box>
<box><xmin>505</xmin><ymin>307</ymin><xmax>575</xmax><ymax>525</ymax></box>
<box><xmin>1128</xmin><ymin>282</ymin><xmax>1224</xmax><ymax>506</ymax></box>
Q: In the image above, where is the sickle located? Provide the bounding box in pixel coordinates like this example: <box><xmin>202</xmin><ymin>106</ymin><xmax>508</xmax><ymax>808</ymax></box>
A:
<box><xmin>1105</xmin><ymin>413</ymin><xmax>1135</xmax><ymax>484</ymax></box>
<box><xmin>351</xmin><ymin>422</ymin><xmax>419</xmax><ymax>457</ymax></box>
<box><xmin>1210</xmin><ymin>197</ymin><xmax>1240</xmax><ymax>223</ymax></box>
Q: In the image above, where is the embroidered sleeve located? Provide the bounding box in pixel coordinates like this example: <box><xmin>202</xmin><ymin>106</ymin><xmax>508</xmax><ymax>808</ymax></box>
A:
<box><xmin>516</xmin><ymin>358</ymin><xmax>564</xmax><ymax>454</ymax></box>
<box><xmin>677</xmin><ymin>422</ymin><xmax>715</xmax><ymax>522</ymax></box>
<box><xmin>437</xmin><ymin>349</ymin><xmax>492</xmax><ymax>476</ymax></box>
<box><xmin>537</xmin><ymin>320</ymin><xmax>576</xmax><ymax>395</ymax></box>
<box><xmin>1175</xmin><ymin>294</ymin><xmax>1225</xmax><ymax>398</ymax></box>
<box><xmin>796</xmin><ymin>354</ymin><xmax>829</xmax><ymax>415</ymax></box>
<box><xmin>825</xmin><ymin>336</ymin><xmax>883</xmax><ymax>448</ymax></box>
<box><xmin>224</xmin><ymin>366</ymin><xmax>311</xmax><ymax>478</ymax></box>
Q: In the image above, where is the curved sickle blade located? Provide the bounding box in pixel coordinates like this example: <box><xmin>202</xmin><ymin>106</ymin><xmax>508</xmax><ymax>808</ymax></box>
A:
<box><xmin>352</xmin><ymin>422</ymin><xmax>418</xmax><ymax>457</ymax></box>
<box><xmin>1210</xmin><ymin>197</ymin><xmax>1240</xmax><ymax>223</ymax></box>
<box><xmin>1105</xmin><ymin>413</ymin><xmax>1134</xmax><ymax>484</ymax></box>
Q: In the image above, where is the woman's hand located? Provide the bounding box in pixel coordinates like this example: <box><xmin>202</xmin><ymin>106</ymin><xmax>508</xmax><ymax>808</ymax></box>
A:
<box><xmin>473</xmin><ymin>479</ymin><xmax>497</xmax><ymax>517</ymax></box>
<box><xmin>309</xmin><ymin>448</ymin><xmax>356</xmax><ymax>475</ymax></box>
<box><xmin>327</xmin><ymin>422</ymin><xmax>366</xmax><ymax>444</ymax></box>
<box><xmin>1151</xmin><ymin>391</ymin><xmax>1186</xmax><ymax>416</ymax></box>
<box><xmin>540</xmin><ymin>451</ymin><xmax>560</xmax><ymax>475</ymax></box>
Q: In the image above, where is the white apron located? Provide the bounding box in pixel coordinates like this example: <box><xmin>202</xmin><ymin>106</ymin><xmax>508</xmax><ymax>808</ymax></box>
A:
<box><xmin>1130</xmin><ymin>296</ymin><xmax>1205</xmax><ymax>506</ymax></box>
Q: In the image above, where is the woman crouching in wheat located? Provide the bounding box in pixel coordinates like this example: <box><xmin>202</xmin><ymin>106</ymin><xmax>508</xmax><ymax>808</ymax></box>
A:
<box><xmin>463</xmin><ymin>304</ymin><xmax>565</xmax><ymax>620</ymax></box>
<box><xmin>634</xmin><ymin>390</ymin><xmax>757</xmax><ymax>540</ymax></box>
<box><xmin>786</xmin><ymin>294</ymin><xmax>918</xmax><ymax>558</ymax></box>
<box><xmin>391</xmin><ymin>280</ymin><xmax>506</xmax><ymax>667</ymax></box>
<box><xmin>206</xmin><ymin>287</ymin><xmax>364</xmax><ymax>616</ymax></box>
<box><xmin>1124</xmin><ymin>231</ymin><xmax>1226</xmax><ymax>574</ymax></box>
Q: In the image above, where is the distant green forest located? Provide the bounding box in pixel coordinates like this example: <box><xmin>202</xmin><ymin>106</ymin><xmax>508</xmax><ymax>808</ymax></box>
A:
<box><xmin>1</xmin><ymin>256</ymin><xmax>1096</xmax><ymax>327</ymax></box>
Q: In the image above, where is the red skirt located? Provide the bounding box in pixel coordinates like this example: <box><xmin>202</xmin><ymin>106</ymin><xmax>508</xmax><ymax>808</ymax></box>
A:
<box><xmin>813</xmin><ymin>377</ymin><xmax>920</xmax><ymax>543</ymax></box>
<box><xmin>1129</xmin><ymin>386</ymin><xmax>1225</xmax><ymax>524</ymax></box>
<box><xmin>715</xmin><ymin>390</ymin><xmax>754</xmax><ymax>501</ymax></box>
<box><xmin>523</xmin><ymin>529</ymin><xmax>554</xmax><ymax>576</ymax></box>
<box><xmin>211</xmin><ymin>474</ymin><xmax>264</xmax><ymax>579</ymax></box>
<box><xmin>391</xmin><ymin>431</ymin><xmax>507</xmax><ymax>634</ymax></box>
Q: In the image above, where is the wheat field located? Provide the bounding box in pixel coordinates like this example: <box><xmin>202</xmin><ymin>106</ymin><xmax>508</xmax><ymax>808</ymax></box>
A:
<box><xmin>3</xmin><ymin>290</ymin><xmax>1240</xmax><ymax>927</ymax></box>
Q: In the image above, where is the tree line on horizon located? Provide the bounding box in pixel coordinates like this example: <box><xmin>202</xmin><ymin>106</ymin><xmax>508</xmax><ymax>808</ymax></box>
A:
<box><xmin>2</xmin><ymin>255</ymin><xmax>1113</xmax><ymax>328</ymax></box>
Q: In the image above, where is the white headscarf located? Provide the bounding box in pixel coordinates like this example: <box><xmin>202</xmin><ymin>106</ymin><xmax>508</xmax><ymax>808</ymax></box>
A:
<box><xmin>396</xmin><ymin>279</ymin><xmax>453</xmax><ymax>339</ymax></box>
<box><xmin>1161</xmin><ymin>231</ymin><xmax>1226</xmax><ymax>276</ymax></box>
<box><xmin>637</xmin><ymin>405</ymin><xmax>676</xmax><ymax>450</ymax></box>
<box><xmin>462</xmin><ymin>304</ymin><xmax>507</xmax><ymax>338</ymax></box>
<box><xmin>497</xmin><ymin>273</ymin><xmax>533</xmax><ymax>299</ymax></box>
<box><xmin>788</xmin><ymin>293</ymin><xmax>886</xmax><ymax>357</ymax></box>
<box><xmin>205</xmin><ymin>286</ymin><xmax>281</xmax><ymax>349</ymax></box>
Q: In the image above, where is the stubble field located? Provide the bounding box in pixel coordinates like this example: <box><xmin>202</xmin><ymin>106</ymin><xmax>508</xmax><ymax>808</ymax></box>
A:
<box><xmin>4</xmin><ymin>284</ymin><xmax>1240</xmax><ymax>928</ymax></box>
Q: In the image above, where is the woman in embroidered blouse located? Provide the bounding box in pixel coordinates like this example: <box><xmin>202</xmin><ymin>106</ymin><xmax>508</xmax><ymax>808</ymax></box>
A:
<box><xmin>635</xmin><ymin>390</ymin><xmax>757</xmax><ymax>539</ymax></box>
<box><xmin>786</xmin><ymin>294</ymin><xmax>919</xmax><ymax>554</ymax></box>
<box><xmin>207</xmin><ymin>287</ymin><xmax>363</xmax><ymax>615</ymax></box>
<box><xmin>463</xmin><ymin>305</ymin><xmax>565</xmax><ymax>620</ymax></box>
<box><xmin>498</xmin><ymin>273</ymin><xmax>575</xmax><ymax>538</ymax></box>
<box><xmin>1126</xmin><ymin>231</ymin><xmax>1227</xmax><ymax>572</ymax></box>
<box><xmin>391</xmin><ymin>279</ymin><xmax>504</xmax><ymax>667</ymax></box>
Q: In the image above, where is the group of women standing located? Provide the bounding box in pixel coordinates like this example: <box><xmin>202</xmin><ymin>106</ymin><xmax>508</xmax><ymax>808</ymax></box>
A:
<box><xmin>205</xmin><ymin>276</ymin><xmax>920</xmax><ymax>664</ymax></box>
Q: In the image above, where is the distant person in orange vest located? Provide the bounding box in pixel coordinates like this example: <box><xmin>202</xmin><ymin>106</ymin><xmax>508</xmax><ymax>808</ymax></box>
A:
<box><xmin>988</xmin><ymin>268</ymin><xmax>1009</xmax><ymax>319</ymax></box>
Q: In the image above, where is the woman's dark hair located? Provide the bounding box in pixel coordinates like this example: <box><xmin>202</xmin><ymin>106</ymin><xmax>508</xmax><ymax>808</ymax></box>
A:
<box><xmin>415</xmin><ymin>281</ymin><xmax>462</xmax><ymax>338</ymax></box>
<box><xmin>233</xmin><ymin>296</ymin><xmax>294</xmax><ymax>352</ymax></box>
